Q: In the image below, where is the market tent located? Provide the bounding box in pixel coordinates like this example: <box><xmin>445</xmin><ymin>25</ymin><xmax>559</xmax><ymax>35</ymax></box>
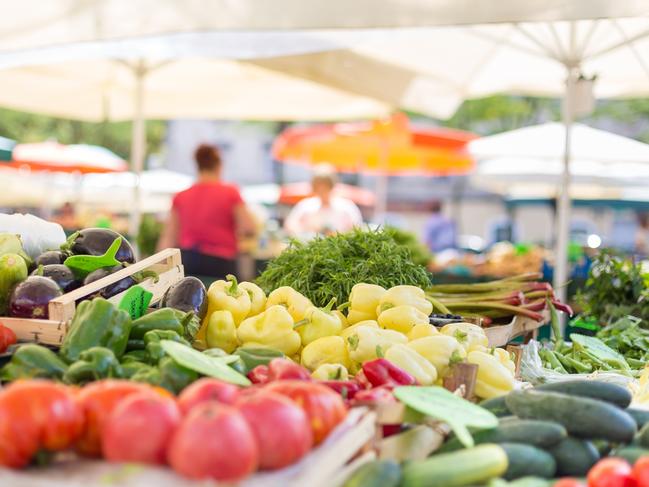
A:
<box><xmin>0</xmin><ymin>135</ymin><xmax>14</xmax><ymax>161</ymax></box>
<box><xmin>9</xmin><ymin>141</ymin><xmax>128</xmax><ymax>173</ymax></box>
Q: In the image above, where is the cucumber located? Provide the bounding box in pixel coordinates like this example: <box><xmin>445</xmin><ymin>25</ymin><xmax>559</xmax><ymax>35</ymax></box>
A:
<box><xmin>637</xmin><ymin>423</ymin><xmax>649</xmax><ymax>448</ymax></box>
<box><xmin>438</xmin><ymin>419</ymin><xmax>566</xmax><ymax>453</ymax></box>
<box><xmin>535</xmin><ymin>380</ymin><xmax>632</xmax><ymax>408</ymax></box>
<box><xmin>628</xmin><ymin>408</ymin><xmax>649</xmax><ymax>429</ymax></box>
<box><xmin>505</xmin><ymin>390</ymin><xmax>636</xmax><ymax>442</ymax></box>
<box><xmin>611</xmin><ymin>446</ymin><xmax>649</xmax><ymax>464</ymax></box>
<box><xmin>590</xmin><ymin>439</ymin><xmax>613</xmax><ymax>457</ymax></box>
<box><xmin>481</xmin><ymin>396</ymin><xmax>511</xmax><ymax>417</ymax></box>
<box><xmin>547</xmin><ymin>437</ymin><xmax>600</xmax><ymax>476</ymax></box>
<box><xmin>343</xmin><ymin>460</ymin><xmax>401</xmax><ymax>487</ymax></box>
<box><xmin>507</xmin><ymin>478</ymin><xmax>552</xmax><ymax>487</ymax></box>
<box><xmin>500</xmin><ymin>443</ymin><xmax>557</xmax><ymax>480</ymax></box>
<box><xmin>401</xmin><ymin>444</ymin><xmax>508</xmax><ymax>487</ymax></box>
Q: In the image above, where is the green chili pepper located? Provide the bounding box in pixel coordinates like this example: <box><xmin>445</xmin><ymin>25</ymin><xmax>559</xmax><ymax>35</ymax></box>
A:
<box><xmin>144</xmin><ymin>329</ymin><xmax>190</xmax><ymax>363</ymax></box>
<box><xmin>130</xmin><ymin>308</ymin><xmax>185</xmax><ymax>339</ymax></box>
<box><xmin>0</xmin><ymin>344</ymin><xmax>68</xmax><ymax>381</ymax></box>
<box><xmin>62</xmin><ymin>347</ymin><xmax>123</xmax><ymax>384</ymax></box>
<box><xmin>233</xmin><ymin>347</ymin><xmax>285</xmax><ymax>373</ymax></box>
<box><xmin>554</xmin><ymin>351</ymin><xmax>592</xmax><ymax>373</ymax></box>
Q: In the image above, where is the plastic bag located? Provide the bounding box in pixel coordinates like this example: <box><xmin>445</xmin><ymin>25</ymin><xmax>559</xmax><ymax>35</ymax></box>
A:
<box><xmin>0</xmin><ymin>213</ymin><xmax>65</xmax><ymax>259</ymax></box>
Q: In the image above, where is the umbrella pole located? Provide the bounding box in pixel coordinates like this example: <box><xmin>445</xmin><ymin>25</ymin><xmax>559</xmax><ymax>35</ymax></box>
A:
<box><xmin>554</xmin><ymin>68</ymin><xmax>578</xmax><ymax>330</ymax></box>
<box><xmin>374</xmin><ymin>136</ymin><xmax>389</xmax><ymax>223</ymax></box>
<box><xmin>128</xmin><ymin>61</ymin><xmax>147</xmax><ymax>253</ymax></box>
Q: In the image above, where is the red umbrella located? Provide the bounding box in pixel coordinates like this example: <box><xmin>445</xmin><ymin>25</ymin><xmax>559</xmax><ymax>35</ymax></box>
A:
<box><xmin>8</xmin><ymin>141</ymin><xmax>128</xmax><ymax>173</ymax></box>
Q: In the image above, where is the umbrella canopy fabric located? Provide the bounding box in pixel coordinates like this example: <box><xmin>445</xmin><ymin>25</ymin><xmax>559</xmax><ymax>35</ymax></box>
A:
<box><xmin>278</xmin><ymin>182</ymin><xmax>376</xmax><ymax>207</ymax></box>
<box><xmin>0</xmin><ymin>135</ymin><xmax>14</xmax><ymax>161</ymax></box>
<box><xmin>273</xmin><ymin>114</ymin><xmax>476</xmax><ymax>176</ymax></box>
<box><xmin>9</xmin><ymin>141</ymin><xmax>128</xmax><ymax>173</ymax></box>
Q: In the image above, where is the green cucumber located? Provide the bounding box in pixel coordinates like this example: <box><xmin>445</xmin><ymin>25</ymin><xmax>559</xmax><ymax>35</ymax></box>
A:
<box><xmin>612</xmin><ymin>446</ymin><xmax>649</xmax><ymax>464</ymax></box>
<box><xmin>438</xmin><ymin>419</ymin><xmax>566</xmax><ymax>453</ymax></box>
<box><xmin>547</xmin><ymin>437</ymin><xmax>600</xmax><ymax>476</ymax></box>
<box><xmin>505</xmin><ymin>390</ymin><xmax>636</xmax><ymax>442</ymax></box>
<box><xmin>535</xmin><ymin>380</ymin><xmax>631</xmax><ymax>408</ymax></box>
<box><xmin>480</xmin><ymin>396</ymin><xmax>511</xmax><ymax>417</ymax></box>
<box><xmin>500</xmin><ymin>443</ymin><xmax>556</xmax><ymax>480</ymax></box>
<box><xmin>627</xmin><ymin>408</ymin><xmax>649</xmax><ymax>429</ymax></box>
<box><xmin>401</xmin><ymin>444</ymin><xmax>508</xmax><ymax>487</ymax></box>
<box><xmin>637</xmin><ymin>422</ymin><xmax>649</xmax><ymax>448</ymax></box>
<box><xmin>343</xmin><ymin>460</ymin><xmax>401</xmax><ymax>487</ymax></box>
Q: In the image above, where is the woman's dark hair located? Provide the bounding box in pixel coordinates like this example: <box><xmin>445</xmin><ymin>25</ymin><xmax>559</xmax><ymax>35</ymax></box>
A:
<box><xmin>194</xmin><ymin>144</ymin><xmax>222</xmax><ymax>172</ymax></box>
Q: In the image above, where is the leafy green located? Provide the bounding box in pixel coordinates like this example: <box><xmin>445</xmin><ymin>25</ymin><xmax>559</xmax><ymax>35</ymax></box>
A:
<box><xmin>257</xmin><ymin>228</ymin><xmax>432</xmax><ymax>307</ymax></box>
<box><xmin>386</xmin><ymin>226</ymin><xmax>433</xmax><ymax>267</ymax></box>
<box><xmin>597</xmin><ymin>316</ymin><xmax>649</xmax><ymax>361</ymax></box>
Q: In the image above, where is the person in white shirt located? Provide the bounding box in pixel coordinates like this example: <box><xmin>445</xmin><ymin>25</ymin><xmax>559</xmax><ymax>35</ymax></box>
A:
<box><xmin>284</xmin><ymin>165</ymin><xmax>363</xmax><ymax>238</ymax></box>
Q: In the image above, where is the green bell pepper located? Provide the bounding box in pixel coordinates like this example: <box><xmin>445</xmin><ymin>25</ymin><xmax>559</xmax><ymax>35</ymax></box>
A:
<box><xmin>126</xmin><ymin>339</ymin><xmax>145</xmax><ymax>351</ymax></box>
<box><xmin>130</xmin><ymin>308</ymin><xmax>185</xmax><ymax>339</ymax></box>
<box><xmin>121</xmin><ymin>349</ymin><xmax>150</xmax><ymax>363</ymax></box>
<box><xmin>204</xmin><ymin>348</ymin><xmax>246</xmax><ymax>375</ymax></box>
<box><xmin>144</xmin><ymin>329</ymin><xmax>190</xmax><ymax>363</ymax></box>
<box><xmin>60</xmin><ymin>298</ymin><xmax>132</xmax><ymax>362</ymax></box>
<box><xmin>121</xmin><ymin>360</ymin><xmax>152</xmax><ymax>379</ymax></box>
<box><xmin>130</xmin><ymin>357</ymin><xmax>197</xmax><ymax>394</ymax></box>
<box><xmin>234</xmin><ymin>347</ymin><xmax>285</xmax><ymax>373</ymax></box>
<box><xmin>62</xmin><ymin>347</ymin><xmax>124</xmax><ymax>384</ymax></box>
<box><xmin>0</xmin><ymin>344</ymin><xmax>68</xmax><ymax>381</ymax></box>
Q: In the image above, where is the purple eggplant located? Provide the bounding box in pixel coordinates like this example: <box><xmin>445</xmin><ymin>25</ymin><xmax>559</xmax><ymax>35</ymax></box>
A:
<box><xmin>35</xmin><ymin>250</ymin><xmax>68</xmax><ymax>267</ymax></box>
<box><xmin>84</xmin><ymin>264</ymin><xmax>135</xmax><ymax>299</ymax></box>
<box><xmin>161</xmin><ymin>276</ymin><xmax>208</xmax><ymax>319</ymax></box>
<box><xmin>31</xmin><ymin>264</ymin><xmax>80</xmax><ymax>293</ymax></box>
<box><xmin>9</xmin><ymin>276</ymin><xmax>63</xmax><ymax>319</ymax></box>
<box><xmin>68</xmin><ymin>228</ymin><xmax>135</xmax><ymax>264</ymax></box>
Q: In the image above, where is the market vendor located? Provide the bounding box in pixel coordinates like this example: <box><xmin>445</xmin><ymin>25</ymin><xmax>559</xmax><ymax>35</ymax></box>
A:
<box><xmin>284</xmin><ymin>164</ymin><xmax>363</xmax><ymax>238</ymax></box>
<box><xmin>157</xmin><ymin>143</ymin><xmax>256</xmax><ymax>278</ymax></box>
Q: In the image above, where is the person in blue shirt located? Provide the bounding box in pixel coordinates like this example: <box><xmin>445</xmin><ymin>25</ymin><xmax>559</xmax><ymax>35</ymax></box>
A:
<box><xmin>423</xmin><ymin>200</ymin><xmax>457</xmax><ymax>253</ymax></box>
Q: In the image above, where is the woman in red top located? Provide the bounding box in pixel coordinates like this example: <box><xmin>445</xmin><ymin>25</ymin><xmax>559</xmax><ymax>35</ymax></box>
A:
<box><xmin>158</xmin><ymin>144</ymin><xmax>255</xmax><ymax>278</ymax></box>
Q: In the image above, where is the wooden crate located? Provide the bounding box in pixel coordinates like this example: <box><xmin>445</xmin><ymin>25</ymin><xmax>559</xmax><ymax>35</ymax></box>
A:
<box><xmin>0</xmin><ymin>249</ymin><xmax>184</xmax><ymax>346</ymax></box>
<box><xmin>484</xmin><ymin>309</ymin><xmax>550</xmax><ymax>348</ymax></box>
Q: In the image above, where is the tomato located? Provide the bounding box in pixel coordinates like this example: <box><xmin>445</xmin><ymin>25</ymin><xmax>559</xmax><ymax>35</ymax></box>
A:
<box><xmin>632</xmin><ymin>457</ymin><xmax>649</xmax><ymax>487</ymax></box>
<box><xmin>177</xmin><ymin>378</ymin><xmax>239</xmax><ymax>414</ymax></box>
<box><xmin>75</xmin><ymin>380</ymin><xmax>154</xmax><ymax>456</ymax></box>
<box><xmin>555</xmin><ymin>478</ymin><xmax>586</xmax><ymax>487</ymax></box>
<box><xmin>102</xmin><ymin>392</ymin><xmax>181</xmax><ymax>465</ymax></box>
<box><xmin>168</xmin><ymin>402</ymin><xmax>258</xmax><ymax>481</ymax></box>
<box><xmin>588</xmin><ymin>458</ymin><xmax>636</xmax><ymax>487</ymax></box>
<box><xmin>238</xmin><ymin>391</ymin><xmax>312</xmax><ymax>469</ymax></box>
<box><xmin>0</xmin><ymin>391</ymin><xmax>39</xmax><ymax>468</ymax></box>
<box><xmin>263</xmin><ymin>380</ymin><xmax>347</xmax><ymax>445</ymax></box>
<box><xmin>0</xmin><ymin>324</ymin><xmax>17</xmax><ymax>353</ymax></box>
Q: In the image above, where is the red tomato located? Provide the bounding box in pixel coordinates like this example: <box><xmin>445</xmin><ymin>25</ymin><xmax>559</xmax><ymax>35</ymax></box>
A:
<box><xmin>632</xmin><ymin>457</ymin><xmax>649</xmax><ymax>487</ymax></box>
<box><xmin>238</xmin><ymin>391</ymin><xmax>312</xmax><ymax>469</ymax></box>
<box><xmin>168</xmin><ymin>402</ymin><xmax>258</xmax><ymax>482</ymax></box>
<box><xmin>177</xmin><ymin>378</ymin><xmax>239</xmax><ymax>414</ymax></box>
<box><xmin>588</xmin><ymin>458</ymin><xmax>636</xmax><ymax>487</ymax></box>
<box><xmin>0</xmin><ymin>391</ymin><xmax>40</xmax><ymax>468</ymax></box>
<box><xmin>555</xmin><ymin>478</ymin><xmax>587</xmax><ymax>487</ymax></box>
<box><xmin>264</xmin><ymin>380</ymin><xmax>347</xmax><ymax>445</ymax></box>
<box><xmin>102</xmin><ymin>392</ymin><xmax>181</xmax><ymax>465</ymax></box>
<box><xmin>75</xmin><ymin>380</ymin><xmax>154</xmax><ymax>456</ymax></box>
<box><xmin>0</xmin><ymin>324</ymin><xmax>17</xmax><ymax>353</ymax></box>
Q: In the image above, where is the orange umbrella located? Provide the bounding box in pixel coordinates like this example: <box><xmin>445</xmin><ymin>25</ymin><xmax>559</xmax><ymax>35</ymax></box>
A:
<box><xmin>8</xmin><ymin>141</ymin><xmax>128</xmax><ymax>173</ymax></box>
<box><xmin>279</xmin><ymin>182</ymin><xmax>376</xmax><ymax>207</ymax></box>
<box><xmin>273</xmin><ymin>113</ymin><xmax>477</xmax><ymax>176</ymax></box>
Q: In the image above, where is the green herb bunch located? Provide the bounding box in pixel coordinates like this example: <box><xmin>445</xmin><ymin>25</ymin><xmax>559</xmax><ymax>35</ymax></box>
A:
<box><xmin>257</xmin><ymin>228</ymin><xmax>432</xmax><ymax>307</ymax></box>
<box><xmin>386</xmin><ymin>226</ymin><xmax>433</xmax><ymax>267</ymax></box>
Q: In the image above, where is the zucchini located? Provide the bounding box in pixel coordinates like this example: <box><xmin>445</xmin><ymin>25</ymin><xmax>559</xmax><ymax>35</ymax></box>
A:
<box><xmin>628</xmin><ymin>408</ymin><xmax>649</xmax><ymax>429</ymax></box>
<box><xmin>505</xmin><ymin>390</ymin><xmax>636</xmax><ymax>442</ymax></box>
<box><xmin>547</xmin><ymin>437</ymin><xmax>600</xmax><ymax>476</ymax></box>
<box><xmin>637</xmin><ymin>423</ymin><xmax>649</xmax><ymax>448</ymax></box>
<box><xmin>401</xmin><ymin>444</ymin><xmax>508</xmax><ymax>487</ymax></box>
<box><xmin>343</xmin><ymin>460</ymin><xmax>401</xmax><ymax>487</ymax></box>
<box><xmin>500</xmin><ymin>443</ymin><xmax>557</xmax><ymax>480</ymax></box>
<box><xmin>611</xmin><ymin>446</ymin><xmax>649</xmax><ymax>464</ymax></box>
<box><xmin>438</xmin><ymin>419</ymin><xmax>566</xmax><ymax>453</ymax></box>
<box><xmin>481</xmin><ymin>396</ymin><xmax>511</xmax><ymax>417</ymax></box>
<box><xmin>535</xmin><ymin>380</ymin><xmax>631</xmax><ymax>408</ymax></box>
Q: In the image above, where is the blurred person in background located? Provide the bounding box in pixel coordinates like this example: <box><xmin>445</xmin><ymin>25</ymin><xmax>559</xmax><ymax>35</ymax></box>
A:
<box><xmin>284</xmin><ymin>164</ymin><xmax>362</xmax><ymax>238</ymax></box>
<box><xmin>635</xmin><ymin>212</ymin><xmax>649</xmax><ymax>256</ymax></box>
<box><xmin>157</xmin><ymin>143</ymin><xmax>256</xmax><ymax>279</ymax></box>
<box><xmin>423</xmin><ymin>199</ymin><xmax>457</xmax><ymax>253</ymax></box>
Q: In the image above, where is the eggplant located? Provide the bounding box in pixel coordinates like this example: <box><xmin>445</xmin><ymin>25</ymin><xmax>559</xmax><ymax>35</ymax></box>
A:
<box><xmin>161</xmin><ymin>276</ymin><xmax>208</xmax><ymax>319</ymax></box>
<box><xmin>34</xmin><ymin>250</ymin><xmax>68</xmax><ymax>266</ymax></box>
<box><xmin>84</xmin><ymin>264</ymin><xmax>136</xmax><ymax>299</ymax></box>
<box><xmin>31</xmin><ymin>264</ymin><xmax>79</xmax><ymax>293</ymax></box>
<box><xmin>68</xmin><ymin>228</ymin><xmax>135</xmax><ymax>264</ymax></box>
<box><xmin>9</xmin><ymin>276</ymin><xmax>63</xmax><ymax>319</ymax></box>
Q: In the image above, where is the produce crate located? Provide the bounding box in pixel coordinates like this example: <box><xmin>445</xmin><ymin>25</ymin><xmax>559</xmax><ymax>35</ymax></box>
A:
<box><xmin>484</xmin><ymin>309</ymin><xmax>550</xmax><ymax>348</ymax></box>
<box><xmin>0</xmin><ymin>248</ymin><xmax>184</xmax><ymax>346</ymax></box>
<box><xmin>0</xmin><ymin>407</ymin><xmax>377</xmax><ymax>487</ymax></box>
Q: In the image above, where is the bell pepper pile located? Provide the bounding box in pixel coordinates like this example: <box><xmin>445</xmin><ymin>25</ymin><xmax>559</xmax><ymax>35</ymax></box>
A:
<box><xmin>0</xmin><ymin>377</ymin><xmax>347</xmax><ymax>482</ymax></box>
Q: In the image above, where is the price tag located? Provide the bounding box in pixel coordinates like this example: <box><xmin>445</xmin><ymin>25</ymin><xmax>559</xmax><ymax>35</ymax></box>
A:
<box><xmin>118</xmin><ymin>285</ymin><xmax>153</xmax><ymax>320</ymax></box>
<box><xmin>64</xmin><ymin>237</ymin><xmax>123</xmax><ymax>277</ymax></box>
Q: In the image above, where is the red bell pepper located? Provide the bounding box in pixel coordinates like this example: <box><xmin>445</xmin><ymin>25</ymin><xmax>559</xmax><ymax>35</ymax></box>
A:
<box><xmin>247</xmin><ymin>365</ymin><xmax>270</xmax><ymax>384</ymax></box>
<box><xmin>267</xmin><ymin>358</ymin><xmax>311</xmax><ymax>381</ymax></box>
<box><xmin>362</xmin><ymin>358</ymin><xmax>416</xmax><ymax>388</ymax></box>
<box><xmin>354</xmin><ymin>369</ymin><xmax>372</xmax><ymax>389</ymax></box>
<box><xmin>352</xmin><ymin>386</ymin><xmax>396</xmax><ymax>404</ymax></box>
<box><xmin>318</xmin><ymin>380</ymin><xmax>362</xmax><ymax>400</ymax></box>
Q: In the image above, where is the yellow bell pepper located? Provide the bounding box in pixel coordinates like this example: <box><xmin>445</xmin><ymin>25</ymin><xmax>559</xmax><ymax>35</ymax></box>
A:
<box><xmin>440</xmin><ymin>322</ymin><xmax>489</xmax><ymax>353</ymax></box>
<box><xmin>237</xmin><ymin>305</ymin><xmax>301</xmax><ymax>356</ymax></box>
<box><xmin>301</xmin><ymin>336</ymin><xmax>351</xmax><ymax>371</ymax></box>
<box><xmin>345</xmin><ymin>325</ymin><xmax>408</xmax><ymax>364</ymax></box>
<box><xmin>340</xmin><ymin>320</ymin><xmax>379</xmax><ymax>341</ymax></box>
<box><xmin>295</xmin><ymin>298</ymin><xmax>343</xmax><ymax>346</ymax></box>
<box><xmin>467</xmin><ymin>350</ymin><xmax>516</xmax><ymax>400</ymax></box>
<box><xmin>378</xmin><ymin>305</ymin><xmax>429</xmax><ymax>334</ymax></box>
<box><xmin>407</xmin><ymin>323</ymin><xmax>439</xmax><ymax>341</ymax></box>
<box><xmin>311</xmin><ymin>363</ymin><xmax>349</xmax><ymax>381</ymax></box>
<box><xmin>239</xmin><ymin>281</ymin><xmax>266</xmax><ymax>316</ymax></box>
<box><xmin>266</xmin><ymin>286</ymin><xmax>313</xmax><ymax>322</ymax></box>
<box><xmin>347</xmin><ymin>283</ymin><xmax>386</xmax><ymax>324</ymax></box>
<box><xmin>377</xmin><ymin>285</ymin><xmax>433</xmax><ymax>316</ymax></box>
<box><xmin>205</xmin><ymin>310</ymin><xmax>238</xmax><ymax>353</ymax></box>
<box><xmin>333</xmin><ymin>310</ymin><xmax>349</xmax><ymax>328</ymax></box>
<box><xmin>385</xmin><ymin>344</ymin><xmax>438</xmax><ymax>385</ymax></box>
<box><xmin>493</xmin><ymin>348</ymin><xmax>517</xmax><ymax>374</ymax></box>
<box><xmin>407</xmin><ymin>335</ymin><xmax>466</xmax><ymax>378</ymax></box>
<box><xmin>204</xmin><ymin>275</ymin><xmax>252</xmax><ymax>326</ymax></box>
